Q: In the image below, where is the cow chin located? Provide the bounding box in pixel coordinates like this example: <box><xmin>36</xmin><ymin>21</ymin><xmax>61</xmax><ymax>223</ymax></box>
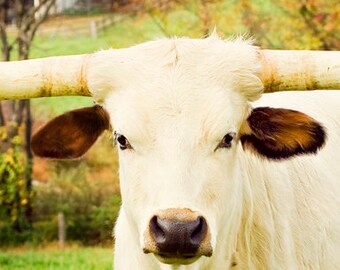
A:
<box><xmin>154</xmin><ymin>254</ymin><xmax>202</xmax><ymax>265</ymax></box>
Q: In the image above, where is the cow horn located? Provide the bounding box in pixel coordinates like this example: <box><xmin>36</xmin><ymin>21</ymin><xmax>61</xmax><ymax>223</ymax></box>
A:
<box><xmin>1</xmin><ymin>49</ymin><xmax>339</xmax><ymax>100</ymax></box>
<box><xmin>0</xmin><ymin>54</ymin><xmax>92</xmax><ymax>100</ymax></box>
<box><xmin>259</xmin><ymin>50</ymin><xmax>340</xmax><ymax>92</ymax></box>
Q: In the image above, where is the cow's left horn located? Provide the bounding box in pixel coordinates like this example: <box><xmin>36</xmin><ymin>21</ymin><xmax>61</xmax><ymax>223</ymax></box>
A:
<box><xmin>259</xmin><ymin>50</ymin><xmax>340</xmax><ymax>92</ymax></box>
<box><xmin>0</xmin><ymin>54</ymin><xmax>92</xmax><ymax>100</ymax></box>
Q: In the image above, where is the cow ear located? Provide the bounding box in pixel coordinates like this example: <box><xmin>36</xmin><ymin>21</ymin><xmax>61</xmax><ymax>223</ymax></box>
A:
<box><xmin>240</xmin><ymin>107</ymin><xmax>326</xmax><ymax>160</ymax></box>
<box><xmin>31</xmin><ymin>105</ymin><xmax>110</xmax><ymax>159</ymax></box>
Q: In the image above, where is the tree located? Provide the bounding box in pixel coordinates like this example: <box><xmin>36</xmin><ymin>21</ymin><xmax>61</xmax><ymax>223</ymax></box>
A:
<box><xmin>0</xmin><ymin>0</ymin><xmax>56</xmax><ymax>232</ymax></box>
<box><xmin>236</xmin><ymin>0</ymin><xmax>340</xmax><ymax>50</ymax></box>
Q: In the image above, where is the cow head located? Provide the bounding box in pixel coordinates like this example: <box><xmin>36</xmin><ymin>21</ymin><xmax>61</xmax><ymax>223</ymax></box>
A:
<box><xmin>28</xmin><ymin>36</ymin><xmax>326</xmax><ymax>266</ymax></box>
<box><xmin>0</xmin><ymin>35</ymin><xmax>332</xmax><ymax>267</ymax></box>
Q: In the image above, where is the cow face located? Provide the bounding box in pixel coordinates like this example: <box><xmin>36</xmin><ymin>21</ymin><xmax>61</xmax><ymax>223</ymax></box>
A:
<box><xmin>31</xmin><ymin>36</ymin><xmax>326</xmax><ymax>266</ymax></box>
<box><xmin>104</xmin><ymin>82</ymin><xmax>249</xmax><ymax>265</ymax></box>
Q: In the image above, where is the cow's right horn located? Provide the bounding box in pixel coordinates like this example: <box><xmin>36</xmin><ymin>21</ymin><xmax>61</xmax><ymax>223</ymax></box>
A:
<box><xmin>0</xmin><ymin>54</ymin><xmax>92</xmax><ymax>100</ymax></box>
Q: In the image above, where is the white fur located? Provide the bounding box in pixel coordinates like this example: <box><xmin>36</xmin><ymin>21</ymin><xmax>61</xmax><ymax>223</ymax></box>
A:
<box><xmin>86</xmin><ymin>36</ymin><xmax>340</xmax><ymax>270</ymax></box>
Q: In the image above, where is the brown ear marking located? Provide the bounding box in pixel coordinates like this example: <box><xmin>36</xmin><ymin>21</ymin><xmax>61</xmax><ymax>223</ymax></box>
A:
<box><xmin>241</xmin><ymin>107</ymin><xmax>327</xmax><ymax>160</ymax></box>
<box><xmin>31</xmin><ymin>105</ymin><xmax>110</xmax><ymax>159</ymax></box>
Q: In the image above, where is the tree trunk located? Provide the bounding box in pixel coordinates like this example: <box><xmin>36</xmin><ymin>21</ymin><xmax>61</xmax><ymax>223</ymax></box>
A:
<box><xmin>0</xmin><ymin>104</ymin><xmax>4</xmax><ymax>126</ymax></box>
<box><xmin>17</xmin><ymin>29</ymin><xmax>33</xmax><ymax>229</ymax></box>
<box><xmin>24</xmin><ymin>100</ymin><xmax>33</xmax><ymax>229</ymax></box>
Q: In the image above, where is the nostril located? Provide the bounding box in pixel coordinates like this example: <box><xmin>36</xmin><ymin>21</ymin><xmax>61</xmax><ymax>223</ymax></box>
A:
<box><xmin>190</xmin><ymin>217</ymin><xmax>207</xmax><ymax>245</ymax></box>
<box><xmin>150</xmin><ymin>216</ymin><xmax>166</xmax><ymax>243</ymax></box>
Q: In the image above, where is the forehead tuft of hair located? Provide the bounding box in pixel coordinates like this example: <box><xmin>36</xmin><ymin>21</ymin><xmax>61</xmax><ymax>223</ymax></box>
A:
<box><xmin>87</xmin><ymin>34</ymin><xmax>264</xmax><ymax>102</ymax></box>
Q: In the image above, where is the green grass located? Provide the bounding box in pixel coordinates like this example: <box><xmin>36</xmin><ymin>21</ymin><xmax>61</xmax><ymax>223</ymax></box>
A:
<box><xmin>32</xmin><ymin>96</ymin><xmax>93</xmax><ymax>119</ymax></box>
<box><xmin>30</xmin><ymin>14</ymin><xmax>165</xmax><ymax>59</ymax></box>
<box><xmin>0</xmin><ymin>247</ymin><xmax>113</xmax><ymax>270</ymax></box>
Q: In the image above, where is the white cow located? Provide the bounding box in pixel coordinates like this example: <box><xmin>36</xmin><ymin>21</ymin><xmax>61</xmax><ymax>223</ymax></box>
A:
<box><xmin>1</xmin><ymin>35</ymin><xmax>340</xmax><ymax>270</ymax></box>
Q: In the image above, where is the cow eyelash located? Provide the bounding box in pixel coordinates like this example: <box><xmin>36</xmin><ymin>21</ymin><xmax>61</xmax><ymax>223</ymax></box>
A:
<box><xmin>216</xmin><ymin>132</ymin><xmax>236</xmax><ymax>150</ymax></box>
<box><xmin>114</xmin><ymin>131</ymin><xmax>132</xmax><ymax>150</ymax></box>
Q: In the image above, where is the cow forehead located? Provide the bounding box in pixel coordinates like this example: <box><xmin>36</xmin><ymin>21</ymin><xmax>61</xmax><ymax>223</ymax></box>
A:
<box><xmin>88</xmin><ymin>35</ymin><xmax>264</xmax><ymax>104</ymax></box>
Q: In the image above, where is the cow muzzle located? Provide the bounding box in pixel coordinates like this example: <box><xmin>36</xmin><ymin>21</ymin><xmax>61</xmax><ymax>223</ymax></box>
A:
<box><xmin>143</xmin><ymin>208</ymin><xmax>213</xmax><ymax>265</ymax></box>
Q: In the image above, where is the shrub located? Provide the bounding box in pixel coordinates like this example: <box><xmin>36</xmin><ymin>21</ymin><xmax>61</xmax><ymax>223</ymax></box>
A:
<box><xmin>32</xmin><ymin>159</ymin><xmax>121</xmax><ymax>245</ymax></box>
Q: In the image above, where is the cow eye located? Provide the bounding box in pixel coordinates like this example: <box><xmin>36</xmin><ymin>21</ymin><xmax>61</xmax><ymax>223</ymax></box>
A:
<box><xmin>114</xmin><ymin>132</ymin><xmax>132</xmax><ymax>150</ymax></box>
<box><xmin>216</xmin><ymin>132</ymin><xmax>236</xmax><ymax>150</ymax></box>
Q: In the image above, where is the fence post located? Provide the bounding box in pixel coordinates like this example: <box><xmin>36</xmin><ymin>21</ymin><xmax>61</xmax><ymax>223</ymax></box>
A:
<box><xmin>89</xmin><ymin>20</ymin><xmax>98</xmax><ymax>39</ymax></box>
<box><xmin>58</xmin><ymin>212</ymin><xmax>66</xmax><ymax>249</ymax></box>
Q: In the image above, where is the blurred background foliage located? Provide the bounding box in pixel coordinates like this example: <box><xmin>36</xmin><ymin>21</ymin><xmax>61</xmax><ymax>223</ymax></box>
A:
<box><xmin>0</xmin><ymin>0</ymin><xmax>339</xmax><ymax>249</ymax></box>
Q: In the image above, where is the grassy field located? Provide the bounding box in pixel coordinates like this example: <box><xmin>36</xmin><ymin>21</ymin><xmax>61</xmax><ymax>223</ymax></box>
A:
<box><xmin>0</xmin><ymin>246</ymin><xmax>113</xmax><ymax>270</ymax></box>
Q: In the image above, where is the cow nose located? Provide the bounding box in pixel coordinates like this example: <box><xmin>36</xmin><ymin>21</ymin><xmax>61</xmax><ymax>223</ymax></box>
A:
<box><xmin>149</xmin><ymin>215</ymin><xmax>208</xmax><ymax>256</ymax></box>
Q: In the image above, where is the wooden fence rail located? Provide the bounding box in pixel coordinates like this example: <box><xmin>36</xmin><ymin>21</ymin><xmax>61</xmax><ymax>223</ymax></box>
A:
<box><xmin>6</xmin><ymin>14</ymin><xmax>125</xmax><ymax>38</ymax></box>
